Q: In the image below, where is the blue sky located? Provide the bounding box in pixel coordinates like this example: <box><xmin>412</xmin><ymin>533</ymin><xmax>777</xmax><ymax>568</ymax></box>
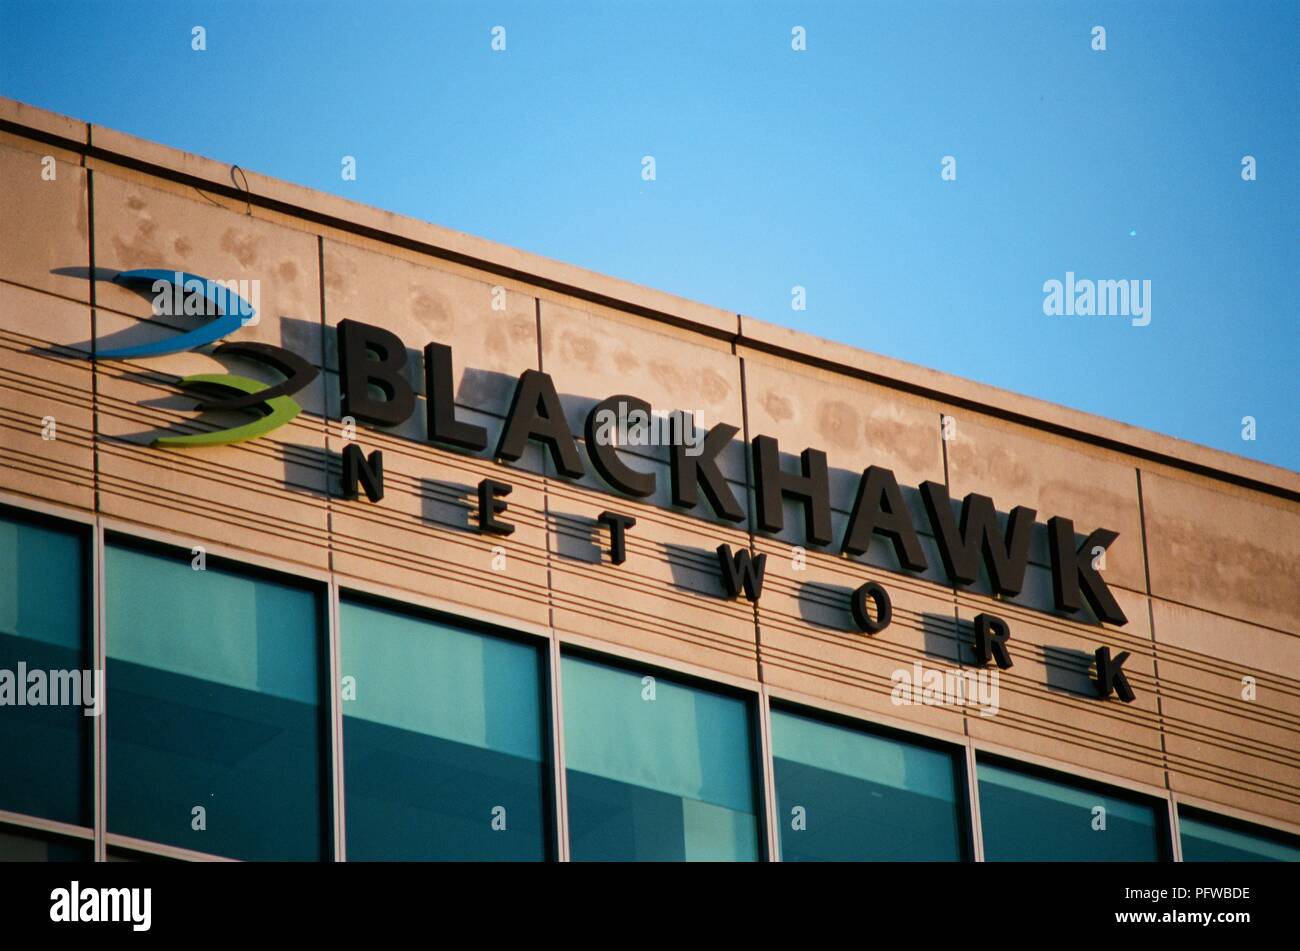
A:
<box><xmin>2</xmin><ymin>0</ymin><xmax>1296</xmax><ymax>470</ymax></box>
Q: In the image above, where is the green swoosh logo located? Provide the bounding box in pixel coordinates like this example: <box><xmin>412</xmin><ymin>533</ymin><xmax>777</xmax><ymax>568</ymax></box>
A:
<box><xmin>154</xmin><ymin>373</ymin><xmax>303</xmax><ymax>448</ymax></box>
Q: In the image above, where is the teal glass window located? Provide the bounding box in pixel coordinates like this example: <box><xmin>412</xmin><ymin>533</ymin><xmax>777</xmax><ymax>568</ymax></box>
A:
<box><xmin>771</xmin><ymin>707</ymin><xmax>967</xmax><ymax>860</ymax></box>
<box><xmin>1179</xmin><ymin>808</ymin><xmax>1300</xmax><ymax>862</ymax></box>
<box><xmin>978</xmin><ymin>758</ymin><xmax>1166</xmax><ymax>861</ymax></box>
<box><xmin>105</xmin><ymin>540</ymin><xmax>327</xmax><ymax>860</ymax></box>
<box><xmin>0</xmin><ymin>508</ymin><xmax>90</xmax><ymax>825</ymax></box>
<box><xmin>340</xmin><ymin>598</ymin><xmax>550</xmax><ymax>860</ymax></box>
<box><xmin>562</xmin><ymin>653</ymin><xmax>762</xmax><ymax>861</ymax></box>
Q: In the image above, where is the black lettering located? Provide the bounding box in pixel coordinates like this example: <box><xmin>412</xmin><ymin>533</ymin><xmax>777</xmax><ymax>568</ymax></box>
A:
<box><xmin>1048</xmin><ymin>517</ymin><xmax>1127</xmax><ymax>625</ymax></box>
<box><xmin>478</xmin><ymin>478</ymin><xmax>515</xmax><ymax>535</ymax></box>
<box><xmin>585</xmin><ymin>396</ymin><xmax>655</xmax><ymax>497</ymax></box>
<box><xmin>495</xmin><ymin>370</ymin><xmax>584</xmax><ymax>478</ymax></box>
<box><xmin>850</xmin><ymin>581</ymin><xmax>892</xmax><ymax>633</ymax></box>
<box><xmin>920</xmin><ymin>482</ymin><xmax>1035</xmax><ymax>596</ymax></box>
<box><xmin>424</xmin><ymin>342</ymin><xmax>487</xmax><ymax>451</ymax></box>
<box><xmin>341</xmin><ymin>444</ymin><xmax>384</xmax><ymax>502</ymax></box>
<box><xmin>1094</xmin><ymin>646</ymin><xmax>1135</xmax><ymax>702</ymax></box>
<box><xmin>716</xmin><ymin>544</ymin><xmax>766</xmax><ymax>602</ymax></box>
<box><xmin>670</xmin><ymin>423</ymin><xmax>745</xmax><ymax>523</ymax></box>
<box><xmin>597</xmin><ymin>511</ymin><xmax>636</xmax><ymax>565</ymax></box>
<box><xmin>752</xmin><ymin>435</ymin><xmax>832</xmax><ymax>547</ymax></box>
<box><xmin>337</xmin><ymin>319</ymin><xmax>414</xmax><ymax>427</ymax></box>
<box><xmin>842</xmin><ymin>466</ymin><xmax>928</xmax><ymax>571</ymax></box>
<box><xmin>972</xmin><ymin>613</ymin><xmax>1013</xmax><ymax>669</ymax></box>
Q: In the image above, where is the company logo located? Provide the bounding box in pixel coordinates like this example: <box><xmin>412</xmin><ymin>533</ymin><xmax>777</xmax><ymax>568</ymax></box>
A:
<box><xmin>92</xmin><ymin>269</ymin><xmax>317</xmax><ymax>447</ymax></box>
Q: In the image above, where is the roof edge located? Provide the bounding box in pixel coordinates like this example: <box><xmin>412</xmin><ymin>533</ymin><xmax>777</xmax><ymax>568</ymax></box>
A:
<box><xmin>3</xmin><ymin>95</ymin><xmax>1295</xmax><ymax>502</ymax></box>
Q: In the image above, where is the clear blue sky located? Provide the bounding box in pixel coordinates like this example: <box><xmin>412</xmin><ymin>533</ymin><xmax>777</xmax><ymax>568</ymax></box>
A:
<box><xmin>3</xmin><ymin>0</ymin><xmax>1296</xmax><ymax>470</ymax></box>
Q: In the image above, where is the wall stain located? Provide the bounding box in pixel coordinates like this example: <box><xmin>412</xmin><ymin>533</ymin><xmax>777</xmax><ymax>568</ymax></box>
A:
<box><xmin>561</xmin><ymin>330</ymin><xmax>597</xmax><ymax>369</ymax></box>
<box><xmin>483</xmin><ymin>322</ymin><xmax>507</xmax><ymax>355</ymax></box>
<box><xmin>411</xmin><ymin>289</ymin><xmax>452</xmax><ymax>335</ymax></box>
<box><xmin>648</xmin><ymin>359</ymin><xmax>684</xmax><ymax>395</ymax></box>
<box><xmin>762</xmin><ymin>390</ymin><xmax>793</xmax><ymax>423</ymax></box>
<box><xmin>816</xmin><ymin>399</ymin><xmax>861</xmax><ymax>452</ymax></box>
<box><xmin>219</xmin><ymin>228</ymin><xmax>260</xmax><ymax>268</ymax></box>
<box><xmin>864</xmin><ymin>411</ymin><xmax>936</xmax><ymax>474</ymax></box>
<box><xmin>698</xmin><ymin>368</ymin><xmax>730</xmax><ymax>406</ymax></box>
<box><xmin>111</xmin><ymin>211</ymin><xmax>162</xmax><ymax>266</ymax></box>
<box><xmin>1150</xmin><ymin>509</ymin><xmax>1298</xmax><ymax>626</ymax></box>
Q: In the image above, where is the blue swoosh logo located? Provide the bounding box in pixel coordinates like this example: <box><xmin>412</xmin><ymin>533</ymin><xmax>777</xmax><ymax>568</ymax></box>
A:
<box><xmin>98</xmin><ymin>268</ymin><xmax>254</xmax><ymax>358</ymax></box>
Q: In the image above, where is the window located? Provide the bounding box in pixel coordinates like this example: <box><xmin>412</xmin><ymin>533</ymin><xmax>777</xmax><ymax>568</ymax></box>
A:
<box><xmin>977</xmin><ymin>758</ymin><xmax>1167</xmax><ymax>861</ymax></box>
<box><xmin>105</xmin><ymin>540</ymin><xmax>328</xmax><ymax>860</ymax></box>
<box><xmin>1179</xmin><ymin>808</ymin><xmax>1300</xmax><ymax>862</ymax></box>
<box><xmin>0</xmin><ymin>825</ymin><xmax>90</xmax><ymax>862</ymax></box>
<box><xmin>771</xmin><ymin>707</ymin><xmax>967</xmax><ymax>860</ymax></box>
<box><xmin>340</xmin><ymin>598</ymin><xmax>551</xmax><ymax>860</ymax></box>
<box><xmin>0</xmin><ymin>508</ymin><xmax>90</xmax><ymax>826</ymax></box>
<box><xmin>561</xmin><ymin>653</ymin><xmax>762</xmax><ymax>861</ymax></box>
<box><xmin>106</xmin><ymin>847</ymin><xmax>177</xmax><ymax>862</ymax></box>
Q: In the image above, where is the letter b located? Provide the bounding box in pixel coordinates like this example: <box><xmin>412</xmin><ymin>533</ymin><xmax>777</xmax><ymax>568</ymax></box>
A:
<box><xmin>337</xmin><ymin>319</ymin><xmax>414</xmax><ymax>427</ymax></box>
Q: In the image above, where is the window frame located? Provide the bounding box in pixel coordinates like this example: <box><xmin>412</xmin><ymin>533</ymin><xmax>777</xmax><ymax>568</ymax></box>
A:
<box><xmin>558</xmin><ymin>643</ymin><xmax>771</xmax><ymax>862</ymax></box>
<box><xmin>337</xmin><ymin>586</ymin><xmax>559</xmax><ymax>862</ymax></box>
<box><xmin>0</xmin><ymin>502</ymin><xmax>95</xmax><ymax>830</ymax></box>
<box><xmin>975</xmin><ymin>751</ymin><xmax>1174</xmax><ymax>862</ymax></box>
<box><xmin>769</xmin><ymin>697</ymin><xmax>974</xmax><ymax>862</ymax></box>
<box><xmin>102</xmin><ymin>531</ymin><xmax>334</xmax><ymax>861</ymax></box>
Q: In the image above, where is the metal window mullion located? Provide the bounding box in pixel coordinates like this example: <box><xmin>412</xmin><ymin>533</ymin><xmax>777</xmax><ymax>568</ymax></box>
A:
<box><xmin>548</xmin><ymin>636</ymin><xmax>570</xmax><ymax>862</ymax></box>
<box><xmin>327</xmin><ymin>578</ymin><xmax>345</xmax><ymax>862</ymax></box>
<box><xmin>965</xmin><ymin>741</ymin><xmax>984</xmax><ymax>862</ymax></box>
<box><xmin>92</xmin><ymin>519</ymin><xmax>106</xmax><ymax>862</ymax></box>
<box><xmin>1168</xmin><ymin>796</ymin><xmax>1183</xmax><ymax>862</ymax></box>
<box><xmin>0</xmin><ymin>810</ymin><xmax>93</xmax><ymax>840</ymax></box>
<box><xmin>757</xmin><ymin>687</ymin><xmax>781</xmax><ymax>861</ymax></box>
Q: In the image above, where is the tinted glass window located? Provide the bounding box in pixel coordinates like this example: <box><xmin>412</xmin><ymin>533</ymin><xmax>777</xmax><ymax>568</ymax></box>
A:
<box><xmin>0</xmin><ymin>510</ymin><xmax>90</xmax><ymax>825</ymax></box>
<box><xmin>772</xmin><ymin>708</ymin><xmax>966</xmax><ymax>860</ymax></box>
<box><xmin>105</xmin><ymin>542</ymin><xmax>327</xmax><ymax>860</ymax></box>
<box><xmin>1180</xmin><ymin>809</ymin><xmax>1300</xmax><ymax>862</ymax></box>
<box><xmin>341</xmin><ymin>599</ymin><xmax>550</xmax><ymax>860</ymax></box>
<box><xmin>978</xmin><ymin>759</ymin><xmax>1165</xmax><ymax>861</ymax></box>
<box><xmin>562</xmin><ymin>654</ymin><xmax>761</xmax><ymax>861</ymax></box>
<box><xmin>0</xmin><ymin>825</ymin><xmax>90</xmax><ymax>862</ymax></box>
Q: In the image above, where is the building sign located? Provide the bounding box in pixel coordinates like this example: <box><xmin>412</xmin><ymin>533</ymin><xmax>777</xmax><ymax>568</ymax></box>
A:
<box><xmin>80</xmin><ymin>268</ymin><xmax>1138</xmax><ymax>704</ymax></box>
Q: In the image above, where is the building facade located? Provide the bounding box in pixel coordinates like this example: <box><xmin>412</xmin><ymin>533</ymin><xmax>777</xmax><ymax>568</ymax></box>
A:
<box><xmin>0</xmin><ymin>96</ymin><xmax>1297</xmax><ymax>862</ymax></box>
